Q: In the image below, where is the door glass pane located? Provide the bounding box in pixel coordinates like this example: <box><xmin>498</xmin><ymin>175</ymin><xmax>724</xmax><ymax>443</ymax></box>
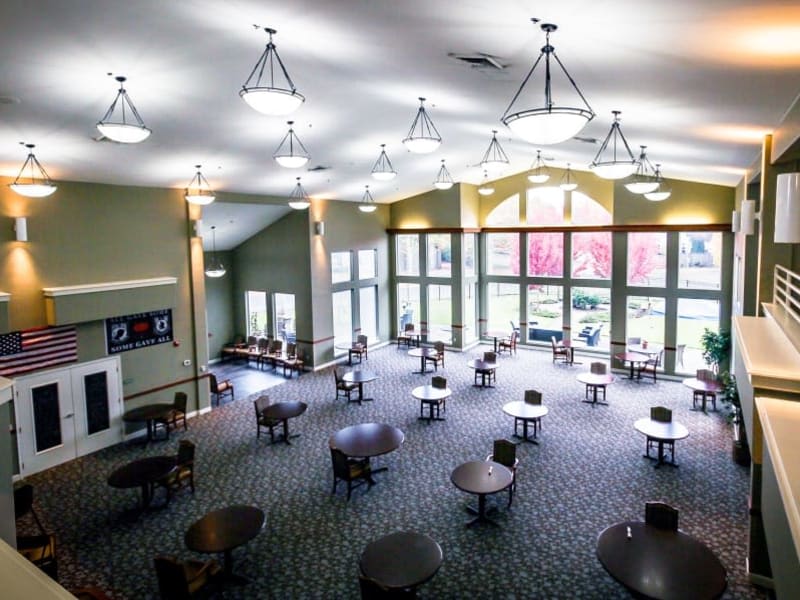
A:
<box><xmin>359</xmin><ymin>286</ymin><xmax>377</xmax><ymax>342</ymax></box>
<box><xmin>332</xmin><ymin>290</ymin><xmax>353</xmax><ymax>348</ymax></box>
<box><xmin>464</xmin><ymin>283</ymin><xmax>477</xmax><ymax>343</ymax></box>
<box><xmin>246</xmin><ymin>291</ymin><xmax>268</xmax><ymax>338</ymax></box>
<box><xmin>572</xmin><ymin>232</ymin><xmax>612</xmax><ymax>279</ymax></box>
<box><xmin>626</xmin><ymin>296</ymin><xmax>665</xmax><ymax>348</ymax></box>
<box><xmin>427</xmin><ymin>284</ymin><xmax>452</xmax><ymax>344</ymax></box>
<box><xmin>486</xmin><ymin>233</ymin><xmax>520</xmax><ymax>275</ymax></box>
<box><xmin>679</xmin><ymin>232</ymin><xmax>722</xmax><ymax>290</ymax></box>
<box><xmin>331</xmin><ymin>251</ymin><xmax>352</xmax><ymax>283</ymax></box>
<box><xmin>487</xmin><ymin>283</ymin><xmax>519</xmax><ymax>334</ymax></box>
<box><xmin>427</xmin><ymin>233</ymin><xmax>451</xmax><ymax>277</ymax></box>
<box><xmin>526</xmin><ymin>187</ymin><xmax>564</xmax><ymax>225</ymax></box>
<box><xmin>358</xmin><ymin>250</ymin><xmax>376</xmax><ymax>280</ymax></box>
<box><xmin>397</xmin><ymin>283</ymin><xmax>420</xmax><ymax>334</ymax></box>
<box><xmin>528</xmin><ymin>285</ymin><xmax>563</xmax><ymax>342</ymax></box>
<box><xmin>83</xmin><ymin>372</ymin><xmax>110</xmax><ymax>436</ymax></box>
<box><xmin>527</xmin><ymin>232</ymin><xmax>564</xmax><ymax>277</ymax></box>
<box><xmin>274</xmin><ymin>293</ymin><xmax>296</xmax><ymax>343</ymax></box>
<box><xmin>627</xmin><ymin>232</ymin><xmax>667</xmax><ymax>287</ymax></box>
<box><xmin>677</xmin><ymin>298</ymin><xmax>721</xmax><ymax>373</ymax></box>
<box><xmin>32</xmin><ymin>383</ymin><xmax>62</xmax><ymax>453</ymax></box>
<box><xmin>463</xmin><ymin>234</ymin><xmax>476</xmax><ymax>277</ymax></box>
<box><xmin>571</xmin><ymin>286</ymin><xmax>611</xmax><ymax>350</ymax></box>
<box><xmin>397</xmin><ymin>234</ymin><xmax>419</xmax><ymax>276</ymax></box>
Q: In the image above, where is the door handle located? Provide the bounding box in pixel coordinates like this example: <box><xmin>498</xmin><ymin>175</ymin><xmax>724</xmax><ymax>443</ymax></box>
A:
<box><xmin>64</xmin><ymin>413</ymin><xmax>74</xmax><ymax>419</ymax></box>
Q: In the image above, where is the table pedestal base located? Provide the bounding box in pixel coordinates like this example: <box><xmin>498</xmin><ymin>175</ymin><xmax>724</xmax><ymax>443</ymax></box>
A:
<box><xmin>644</xmin><ymin>440</ymin><xmax>678</xmax><ymax>468</ymax></box>
<box><xmin>464</xmin><ymin>495</ymin><xmax>499</xmax><ymax>527</ymax></box>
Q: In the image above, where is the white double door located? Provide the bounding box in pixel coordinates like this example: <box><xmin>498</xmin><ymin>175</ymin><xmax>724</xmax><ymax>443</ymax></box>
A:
<box><xmin>15</xmin><ymin>357</ymin><xmax>123</xmax><ymax>476</ymax></box>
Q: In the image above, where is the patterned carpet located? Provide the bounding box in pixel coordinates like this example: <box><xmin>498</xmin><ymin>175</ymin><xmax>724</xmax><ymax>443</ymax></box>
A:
<box><xmin>17</xmin><ymin>345</ymin><xmax>769</xmax><ymax>599</ymax></box>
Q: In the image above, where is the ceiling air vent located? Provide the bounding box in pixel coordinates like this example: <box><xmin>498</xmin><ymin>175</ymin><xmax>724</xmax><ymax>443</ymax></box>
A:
<box><xmin>448</xmin><ymin>52</ymin><xmax>506</xmax><ymax>71</ymax></box>
<box><xmin>307</xmin><ymin>165</ymin><xmax>331</xmax><ymax>172</ymax></box>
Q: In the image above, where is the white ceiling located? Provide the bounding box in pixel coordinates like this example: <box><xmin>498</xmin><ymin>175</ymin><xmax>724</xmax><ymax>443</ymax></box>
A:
<box><xmin>1</xmin><ymin>1</ymin><xmax>800</xmax><ymax>249</ymax></box>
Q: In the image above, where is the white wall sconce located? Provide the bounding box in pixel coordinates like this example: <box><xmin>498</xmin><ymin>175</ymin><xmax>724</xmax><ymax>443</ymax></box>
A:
<box><xmin>314</xmin><ymin>221</ymin><xmax>325</xmax><ymax>236</ymax></box>
<box><xmin>775</xmin><ymin>172</ymin><xmax>800</xmax><ymax>243</ymax></box>
<box><xmin>14</xmin><ymin>217</ymin><xmax>28</xmax><ymax>242</ymax></box>
<box><xmin>731</xmin><ymin>210</ymin><xmax>740</xmax><ymax>233</ymax></box>
<box><xmin>740</xmin><ymin>199</ymin><xmax>759</xmax><ymax>236</ymax></box>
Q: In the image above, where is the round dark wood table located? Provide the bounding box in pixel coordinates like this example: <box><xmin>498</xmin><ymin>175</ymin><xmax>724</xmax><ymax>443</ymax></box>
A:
<box><xmin>467</xmin><ymin>358</ymin><xmax>498</xmax><ymax>388</ymax></box>
<box><xmin>330</xmin><ymin>423</ymin><xmax>404</xmax><ymax>482</ymax></box>
<box><xmin>597</xmin><ymin>521</ymin><xmax>727</xmax><ymax>600</ymax></box>
<box><xmin>260</xmin><ymin>401</ymin><xmax>307</xmax><ymax>444</ymax></box>
<box><xmin>122</xmin><ymin>403</ymin><xmax>175</xmax><ymax>442</ymax></box>
<box><xmin>412</xmin><ymin>384</ymin><xmax>451</xmax><ymax>421</ymax></box>
<box><xmin>407</xmin><ymin>347</ymin><xmax>440</xmax><ymax>374</ymax></box>
<box><xmin>634</xmin><ymin>417</ymin><xmax>689</xmax><ymax>468</ymax></box>
<box><xmin>359</xmin><ymin>531</ymin><xmax>443</xmax><ymax>591</ymax></box>
<box><xmin>576</xmin><ymin>372</ymin><xmax>615</xmax><ymax>405</ymax></box>
<box><xmin>683</xmin><ymin>377</ymin><xmax>724</xmax><ymax>413</ymax></box>
<box><xmin>341</xmin><ymin>369</ymin><xmax>378</xmax><ymax>403</ymax></box>
<box><xmin>450</xmin><ymin>460</ymin><xmax>512</xmax><ymax>527</ymax></box>
<box><xmin>614</xmin><ymin>351</ymin><xmax>650</xmax><ymax>379</ymax></box>
<box><xmin>502</xmin><ymin>400</ymin><xmax>549</xmax><ymax>444</ymax></box>
<box><xmin>107</xmin><ymin>455</ymin><xmax>176</xmax><ymax>509</ymax></box>
<box><xmin>185</xmin><ymin>505</ymin><xmax>265</xmax><ymax>583</ymax></box>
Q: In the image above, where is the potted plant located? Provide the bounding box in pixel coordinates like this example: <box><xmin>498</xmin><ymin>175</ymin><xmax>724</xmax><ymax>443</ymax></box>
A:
<box><xmin>700</xmin><ymin>328</ymin><xmax>750</xmax><ymax>466</ymax></box>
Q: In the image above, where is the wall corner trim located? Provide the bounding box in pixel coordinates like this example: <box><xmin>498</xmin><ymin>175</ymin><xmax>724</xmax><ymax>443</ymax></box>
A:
<box><xmin>42</xmin><ymin>277</ymin><xmax>177</xmax><ymax>297</ymax></box>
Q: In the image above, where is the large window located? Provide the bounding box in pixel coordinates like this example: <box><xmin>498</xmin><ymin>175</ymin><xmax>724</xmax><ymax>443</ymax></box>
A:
<box><xmin>572</xmin><ymin>232</ymin><xmax>612</xmax><ymax>279</ymax></box>
<box><xmin>359</xmin><ymin>286</ymin><xmax>377</xmax><ymax>342</ymax></box>
<box><xmin>427</xmin><ymin>233</ymin><xmax>451</xmax><ymax>277</ymax></box>
<box><xmin>427</xmin><ymin>284</ymin><xmax>452</xmax><ymax>344</ymax></box>
<box><xmin>246</xmin><ymin>291</ymin><xmax>267</xmax><ymax>338</ymax></box>
<box><xmin>527</xmin><ymin>232</ymin><xmax>563</xmax><ymax>277</ymax></box>
<box><xmin>528</xmin><ymin>285</ymin><xmax>563</xmax><ymax>341</ymax></box>
<box><xmin>397</xmin><ymin>234</ymin><xmax>419</xmax><ymax>276</ymax></box>
<box><xmin>627</xmin><ymin>232</ymin><xmax>666</xmax><ymax>287</ymax></box>
<box><xmin>571</xmin><ymin>286</ymin><xmax>611</xmax><ymax>350</ymax></box>
<box><xmin>398</xmin><ymin>283</ymin><xmax>420</xmax><ymax>332</ymax></box>
<box><xmin>464</xmin><ymin>233</ymin><xmax>476</xmax><ymax>277</ymax></box>
<box><xmin>676</xmin><ymin>298</ymin><xmax>721</xmax><ymax>373</ymax></box>
<box><xmin>486</xmin><ymin>233</ymin><xmax>519</xmax><ymax>276</ymax></box>
<box><xmin>358</xmin><ymin>250</ymin><xmax>376</xmax><ymax>280</ymax></box>
<box><xmin>332</xmin><ymin>290</ymin><xmax>353</xmax><ymax>347</ymax></box>
<box><xmin>464</xmin><ymin>283</ymin><xmax>477</xmax><ymax>343</ymax></box>
<box><xmin>486</xmin><ymin>194</ymin><xmax>519</xmax><ymax>226</ymax></box>
<box><xmin>487</xmin><ymin>283</ymin><xmax>519</xmax><ymax>334</ymax></box>
<box><xmin>331</xmin><ymin>251</ymin><xmax>351</xmax><ymax>283</ymax></box>
<box><xmin>274</xmin><ymin>293</ymin><xmax>295</xmax><ymax>343</ymax></box>
<box><xmin>626</xmin><ymin>295</ymin><xmax>665</xmax><ymax>346</ymax></box>
<box><xmin>526</xmin><ymin>187</ymin><xmax>564</xmax><ymax>225</ymax></box>
<box><xmin>678</xmin><ymin>232</ymin><xmax>722</xmax><ymax>290</ymax></box>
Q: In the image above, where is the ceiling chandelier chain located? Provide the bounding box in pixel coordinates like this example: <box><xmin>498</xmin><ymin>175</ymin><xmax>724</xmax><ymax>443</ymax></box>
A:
<box><xmin>403</xmin><ymin>97</ymin><xmax>442</xmax><ymax>154</ymax></box>
<box><xmin>590</xmin><ymin>110</ymin><xmax>638</xmax><ymax>179</ymax></box>
<box><xmin>205</xmin><ymin>225</ymin><xmax>226</xmax><ymax>278</ymax></box>
<box><xmin>433</xmin><ymin>159</ymin><xmax>454</xmax><ymax>190</ymax></box>
<box><xmin>288</xmin><ymin>176</ymin><xmax>311</xmax><ymax>209</ymax></box>
<box><xmin>371</xmin><ymin>144</ymin><xmax>397</xmax><ymax>180</ymax></box>
<box><xmin>96</xmin><ymin>75</ymin><xmax>151</xmax><ymax>143</ymax></box>
<box><xmin>185</xmin><ymin>165</ymin><xmax>215</xmax><ymax>205</ymax></box>
<box><xmin>240</xmin><ymin>27</ymin><xmax>305</xmax><ymax>116</ymax></box>
<box><xmin>9</xmin><ymin>142</ymin><xmax>57</xmax><ymax>197</ymax></box>
<box><xmin>479</xmin><ymin>130</ymin><xmax>510</xmax><ymax>172</ymax></box>
<box><xmin>273</xmin><ymin>120</ymin><xmax>310</xmax><ymax>168</ymax></box>
<box><xmin>501</xmin><ymin>21</ymin><xmax>594</xmax><ymax>145</ymax></box>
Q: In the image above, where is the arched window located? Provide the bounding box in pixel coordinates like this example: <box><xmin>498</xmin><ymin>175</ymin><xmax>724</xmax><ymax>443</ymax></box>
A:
<box><xmin>486</xmin><ymin>193</ymin><xmax>519</xmax><ymax>226</ymax></box>
<box><xmin>571</xmin><ymin>191</ymin><xmax>611</xmax><ymax>225</ymax></box>
<box><xmin>526</xmin><ymin>187</ymin><xmax>564</xmax><ymax>225</ymax></box>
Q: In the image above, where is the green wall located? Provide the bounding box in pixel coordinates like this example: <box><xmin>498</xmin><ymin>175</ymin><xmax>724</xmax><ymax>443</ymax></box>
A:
<box><xmin>205</xmin><ymin>249</ymin><xmax>234</xmax><ymax>360</ymax></box>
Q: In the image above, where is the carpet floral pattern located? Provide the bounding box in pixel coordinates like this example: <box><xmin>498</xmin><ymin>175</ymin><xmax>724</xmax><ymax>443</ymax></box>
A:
<box><xmin>18</xmin><ymin>345</ymin><xmax>768</xmax><ymax>599</ymax></box>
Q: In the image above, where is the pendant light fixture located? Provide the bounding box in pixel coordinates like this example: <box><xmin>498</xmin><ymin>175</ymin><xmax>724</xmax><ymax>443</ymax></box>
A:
<box><xmin>359</xmin><ymin>185</ymin><xmax>378</xmax><ymax>213</ymax></box>
<box><xmin>501</xmin><ymin>21</ymin><xmax>594</xmax><ymax>145</ymax></box>
<box><xmin>204</xmin><ymin>226</ymin><xmax>226</xmax><ymax>278</ymax></box>
<box><xmin>624</xmin><ymin>146</ymin><xmax>659</xmax><ymax>194</ymax></box>
<box><xmin>478</xmin><ymin>171</ymin><xmax>495</xmax><ymax>196</ymax></box>
<box><xmin>371</xmin><ymin>144</ymin><xmax>397</xmax><ymax>181</ymax></box>
<box><xmin>8</xmin><ymin>143</ymin><xmax>57</xmax><ymax>198</ymax></box>
<box><xmin>288</xmin><ymin>176</ymin><xmax>311</xmax><ymax>209</ymax></box>
<box><xmin>273</xmin><ymin>121</ymin><xmax>310</xmax><ymax>168</ymax></box>
<box><xmin>403</xmin><ymin>97</ymin><xmax>442</xmax><ymax>154</ymax></box>
<box><xmin>240</xmin><ymin>27</ymin><xmax>304</xmax><ymax>116</ymax></box>
<box><xmin>527</xmin><ymin>150</ymin><xmax>551</xmax><ymax>183</ymax></box>
<box><xmin>184</xmin><ymin>165</ymin><xmax>215</xmax><ymax>205</ymax></box>
<box><xmin>479</xmin><ymin>130</ymin><xmax>510</xmax><ymax>173</ymax></box>
<box><xmin>559</xmin><ymin>163</ymin><xmax>578</xmax><ymax>191</ymax></box>
<box><xmin>433</xmin><ymin>159</ymin><xmax>454</xmax><ymax>190</ymax></box>
<box><xmin>590</xmin><ymin>110</ymin><xmax>638</xmax><ymax>179</ymax></box>
<box><xmin>96</xmin><ymin>76</ymin><xmax>151</xmax><ymax>144</ymax></box>
<box><xmin>643</xmin><ymin>164</ymin><xmax>672</xmax><ymax>201</ymax></box>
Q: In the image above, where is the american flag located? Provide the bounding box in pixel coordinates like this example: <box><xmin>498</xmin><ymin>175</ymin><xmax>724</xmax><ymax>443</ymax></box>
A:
<box><xmin>0</xmin><ymin>326</ymin><xmax>78</xmax><ymax>377</ymax></box>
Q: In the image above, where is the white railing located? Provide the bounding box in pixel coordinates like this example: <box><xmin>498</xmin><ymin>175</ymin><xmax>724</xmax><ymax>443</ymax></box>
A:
<box><xmin>773</xmin><ymin>265</ymin><xmax>800</xmax><ymax>325</ymax></box>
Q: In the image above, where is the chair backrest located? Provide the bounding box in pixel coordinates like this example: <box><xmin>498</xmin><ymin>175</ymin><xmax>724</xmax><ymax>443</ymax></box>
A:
<box><xmin>270</xmin><ymin>339</ymin><xmax>283</xmax><ymax>353</ymax></box>
<box><xmin>334</xmin><ymin>366</ymin><xmax>346</xmax><ymax>383</ymax></box>
<box><xmin>590</xmin><ymin>362</ymin><xmax>607</xmax><ymax>375</ymax></box>
<box><xmin>697</xmin><ymin>368</ymin><xmax>715</xmax><ymax>381</ymax></box>
<box><xmin>330</xmin><ymin>447</ymin><xmax>351</xmax><ymax>478</ymax></box>
<box><xmin>257</xmin><ymin>337</ymin><xmax>269</xmax><ymax>351</ymax></box>
<box><xmin>177</xmin><ymin>440</ymin><xmax>195</xmax><ymax>466</ymax></box>
<box><xmin>14</xmin><ymin>484</ymin><xmax>34</xmax><ymax>520</ymax></box>
<box><xmin>208</xmin><ymin>373</ymin><xmax>220</xmax><ymax>393</ymax></box>
<box><xmin>491</xmin><ymin>439</ymin><xmax>516</xmax><ymax>469</ymax></box>
<box><xmin>246</xmin><ymin>335</ymin><xmax>257</xmax><ymax>346</ymax></box>
<box><xmin>404</xmin><ymin>322</ymin><xmax>415</xmax><ymax>333</ymax></box>
<box><xmin>551</xmin><ymin>336</ymin><xmax>560</xmax><ymax>349</ymax></box>
<box><xmin>434</xmin><ymin>341</ymin><xmax>445</xmax><ymax>353</ymax></box>
<box><xmin>651</xmin><ymin>348</ymin><xmax>664</xmax><ymax>367</ymax></box>
<box><xmin>524</xmin><ymin>390</ymin><xmax>542</xmax><ymax>405</ymax></box>
<box><xmin>483</xmin><ymin>351</ymin><xmax>496</xmax><ymax>363</ymax></box>
<box><xmin>154</xmin><ymin>556</ymin><xmax>192</xmax><ymax>599</ymax></box>
<box><xmin>645</xmin><ymin>501</ymin><xmax>679</xmax><ymax>531</ymax></box>
<box><xmin>627</xmin><ymin>336</ymin><xmax>642</xmax><ymax>346</ymax></box>
<box><xmin>676</xmin><ymin>344</ymin><xmax>686</xmax><ymax>365</ymax></box>
<box><xmin>357</xmin><ymin>334</ymin><xmax>368</xmax><ymax>346</ymax></box>
<box><xmin>650</xmin><ymin>406</ymin><xmax>672</xmax><ymax>422</ymax></box>
<box><xmin>286</xmin><ymin>342</ymin><xmax>297</xmax><ymax>357</ymax></box>
<box><xmin>254</xmin><ymin>395</ymin><xmax>270</xmax><ymax>416</ymax></box>
<box><xmin>432</xmin><ymin>376</ymin><xmax>447</xmax><ymax>389</ymax></box>
<box><xmin>173</xmin><ymin>391</ymin><xmax>187</xmax><ymax>412</ymax></box>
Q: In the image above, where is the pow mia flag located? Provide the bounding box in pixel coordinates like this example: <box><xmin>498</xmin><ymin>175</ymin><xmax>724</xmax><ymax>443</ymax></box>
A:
<box><xmin>106</xmin><ymin>309</ymin><xmax>173</xmax><ymax>354</ymax></box>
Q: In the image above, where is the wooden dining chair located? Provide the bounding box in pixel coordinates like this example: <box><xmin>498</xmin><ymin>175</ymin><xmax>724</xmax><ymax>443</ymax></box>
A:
<box><xmin>636</xmin><ymin>349</ymin><xmax>663</xmax><ymax>383</ymax></box>
<box><xmin>694</xmin><ymin>368</ymin><xmax>718</xmax><ymax>410</ymax></box>
<box><xmin>551</xmin><ymin>336</ymin><xmax>570</xmax><ymax>363</ymax></box>
<box><xmin>334</xmin><ymin>367</ymin><xmax>357</xmax><ymax>402</ymax></box>
<box><xmin>330</xmin><ymin>447</ymin><xmax>372</xmax><ymax>500</ymax></box>
<box><xmin>155</xmin><ymin>391</ymin><xmax>188</xmax><ymax>437</ymax></box>
<box><xmin>519</xmin><ymin>389</ymin><xmax>544</xmax><ymax>437</ymax></box>
<box><xmin>425</xmin><ymin>341</ymin><xmax>445</xmax><ymax>371</ymax></box>
<box><xmin>154</xmin><ymin>555</ymin><xmax>221</xmax><ymax>599</ymax></box>
<box><xmin>208</xmin><ymin>373</ymin><xmax>234</xmax><ymax>406</ymax></box>
<box><xmin>486</xmin><ymin>439</ymin><xmax>518</xmax><ymax>507</ymax></box>
<box><xmin>397</xmin><ymin>322</ymin><xmax>415</xmax><ymax>348</ymax></box>
<box><xmin>647</xmin><ymin>406</ymin><xmax>675</xmax><ymax>462</ymax></box>
<box><xmin>254</xmin><ymin>395</ymin><xmax>280</xmax><ymax>442</ymax></box>
<box><xmin>498</xmin><ymin>330</ymin><xmax>518</xmax><ymax>355</ymax></box>
<box><xmin>476</xmin><ymin>352</ymin><xmax>497</xmax><ymax>385</ymax></box>
<box><xmin>349</xmin><ymin>335</ymin><xmax>368</xmax><ymax>364</ymax></box>
<box><xmin>424</xmin><ymin>375</ymin><xmax>448</xmax><ymax>419</ymax></box>
<box><xmin>645</xmin><ymin>501</ymin><xmax>679</xmax><ymax>531</ymax></box>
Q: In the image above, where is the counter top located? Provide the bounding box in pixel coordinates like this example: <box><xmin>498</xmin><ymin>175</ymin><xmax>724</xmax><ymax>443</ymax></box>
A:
<box><xmin>734</xmin><ymin>316</ymin><xmax>800</xmax><ymax>394</ymax></box>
